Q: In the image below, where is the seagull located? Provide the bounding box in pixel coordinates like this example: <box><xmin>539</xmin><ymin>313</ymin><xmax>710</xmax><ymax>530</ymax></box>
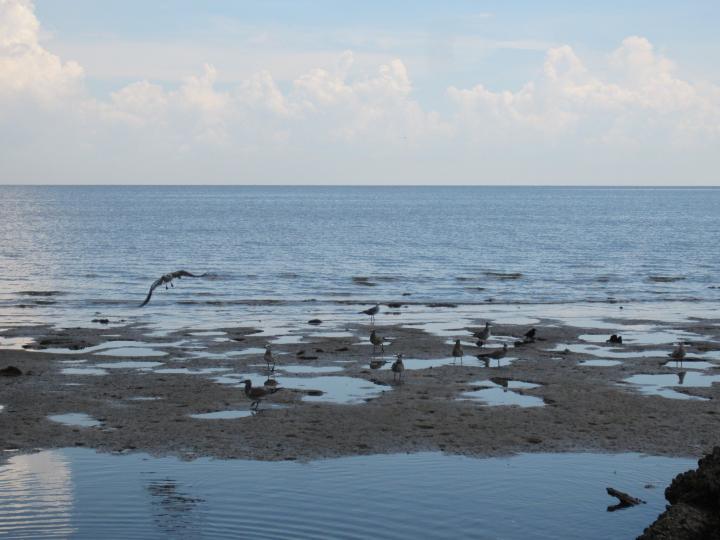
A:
<box><xmin>139</xmin><ymin>270</ymin><xmax>207</xmax><ymax>307</ymax></box>
<box><xmin>391</xmin><ymin>354</ymin><xmax>405</xmax><ymax>383</ymax></box>
<box><xmin>243</xmin><ymin>379</ymin><xmax>278</xmax><ymax>410</ymax></box>
<box><xmin>670</xmin><ymin>342</ymin><xmax>686</xmax><ymax>364</ymax></box>
<box><xmin>473</xmin><ymin>322</ymin><xmax>491</xmax><ymax>342</ymax></box>
<box><xmin>264</xmin><ymin>345</ymin><xmax>275</xmax><ymax>372</ymax></box>
<box><xmin>370</xmin><ymin>330</ymin><xmax>385</xmax><ymax>353</ymax></box>
<box><xmin>452</xmin><ymin>339</ymin><xmax>464</xmax><ymax>364</ymax></box>
<box><xmin>477</xmin><ymin>343</ymin><xmax>508</xmax><ymax>366</ymax></box>
<box><xmin>361</xmin><ymin>304</ymin><xmax>380</xmax><ymax>324</ymax></box>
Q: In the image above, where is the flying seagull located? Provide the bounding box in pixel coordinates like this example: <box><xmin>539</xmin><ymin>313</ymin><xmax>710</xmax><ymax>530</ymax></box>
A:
<box><xmin>139</xmin><ymin>270</ymin><xmax>207</xmax><ymax>307</ymax></box>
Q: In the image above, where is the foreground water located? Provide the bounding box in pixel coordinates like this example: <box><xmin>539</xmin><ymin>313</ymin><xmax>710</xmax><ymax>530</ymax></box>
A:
<box><xmin>1</xmin><ymin>186</ymin><xmax>719</xmax><ymax>332</ymax></box>
<box><xmin>0</xmin><ymin>449</ymin><xmax>693</xmax><ymax>539</ymax></box>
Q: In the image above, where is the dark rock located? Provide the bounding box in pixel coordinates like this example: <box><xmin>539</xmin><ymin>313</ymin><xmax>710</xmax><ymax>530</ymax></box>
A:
<box><xmin>0</xmin><ymin>366</ymin><xmax>22</xmax><ymax>377</ymax></box>
<box><xmin>639</xmin><ymin>446</ymin><xmax>720</xmax><ymax>539</ymax></box>
<box><xmin>298</xmin><ymin>355</ymin><xmax>319</xmax><ymax>361</ymax></box>
<box><xmin>307</xmin><ymin>319</ymin><xmax>322</xmax><ymax>325</ymax></box>
<box><xmin>306</xmin><ymin>390</ymin><xmax>323</xmax><ymax>396</ymax></box>
<box><xmin>335</xmin><ymin>347</ymin><xmax>349</xmax><ymax>352</ymax></box>
<box><xmin>387</xmin><ymin>303</ymin><xmax>402</xmax><ymax>308</ymax></box>
<box><xmin>92</xmin><ymin>318</ymin><xmax>110</xmax><ymax>324</ymax></box>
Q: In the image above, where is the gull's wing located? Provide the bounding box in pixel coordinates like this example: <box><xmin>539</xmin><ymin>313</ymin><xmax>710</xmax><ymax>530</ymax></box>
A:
<box><xmin>139</xmin><ymin>276</ymin><xmax>164</xmax><ymax>307</ymax></box>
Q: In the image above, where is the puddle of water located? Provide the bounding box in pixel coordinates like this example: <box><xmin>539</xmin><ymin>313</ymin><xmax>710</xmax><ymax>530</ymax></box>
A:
<box><xmin>0</xmin><ymin>448</ymin><xmax>692</xmax><ymax>540</ymax></box>
<box><xmin>190</xmin><ymin>405</ymin><xmax>287</xmax><ymax>419</ymax></box>
<box><xmin>579</xmin><ymin>360</ymin><xmax>622</xmax><ymax>367</ymax></box>
<box><xmin>189</xmin><ymin>410</ymin><xmax>254</xmax><ymax>420</ymax></box>
<box><xmin>42</xmin><ymin>341</ymin><xmax>184</xmax><ymax>355</ymax></box>
<box><xmin>550</xmin><ymin>344</ymin><xmax>663</xmax><ymax>359</ymax></box>
<box><xmin>307</xmin><ymin>331</ymin><xmax>355</xmax><ymax>339</ymax></box>
<box><xmin>460</xmin><ymin>380</ymin><xmax>544</xmax><ymax>407</ymax></box>
<box><xmin>61</xmin><ymin>368</ymin><xmax>108</xmax><ymax>376</ymax></box>
<box><xmin>153</xmin><ymin>367</ymin><xmax>230</xmax><ymax>375</ymax></box>
<box><xmin>59</xmin><ymin>359</ymin><xmax>86</xmax><ymax>364</ymax></box>
<box><xmin>623</xmin><ymin>372</ymin><xmax>720</xmax><ymax>400</ymax></box>
<box><xmin>375</xmin><ymin>356</ymin><xmax>497</xmax><ymax>370</ymax></box>
<box><xmin>580</xmin><ymin>330</ymin><xmax>702</xmax><ymax>346</ymax></box>
<box><xmin>278</xmin><ymin>365</ymin><xmax>344</xmax><ymax>374</ymax></box>
<box><xmin>94</xmin><ymin>361</ymin><xmax>165</xmax><ymax>369</ymax></box>
<box><xmin>237</xmin><ymin>348</ymin><xmax>267</xmax><ymax>356</ymax></box>
<box><xmin>270</xmin><ymin>334</ymin><xmax>306</xmax><ymax>345</ymax></box>
<box><xmin>94</xmin><ymin>347</ymin><xmax>168</xmax><ymax>357</ymax></box>
<box><xmin>47</xmin><ymin>413</ymin><xmax>102</xmax><ymax>428</ymax></box>
<box><xmin>662</xmin><ymin>361</ymin><xmax>716</xmax><ymax>370</ymax></box>
<box><xmin>443</xmin><ymin>339</ymin><xmax>477</xmax><ymax>347</ymax></box>
<box><xmin>127</xmin><ymin>397</ymin><xmax>162</xmax><ymax>401</ymax></box>
<box><xmin>0</xmin><ymin>336</ymin><xmax>36</xmax><ymax>350</ymax></box>
<box><xmin>283</xmin><ymin>376</ymin><xmax>388</xmax><ymax>404</ymax></box>
<box><xmin>188</xmin><ymin>331</ymin><xmax>225</xmax><ymax>337</ymax></box>
<box><xmin>402</xmin><ymin>322</ymin><xmax>473</xmax><ymax>337</ymax></box>
<box><xmin>694</xmin><ymin>350</ymin><xmax>720</xmax><ymax>361</ymax></box>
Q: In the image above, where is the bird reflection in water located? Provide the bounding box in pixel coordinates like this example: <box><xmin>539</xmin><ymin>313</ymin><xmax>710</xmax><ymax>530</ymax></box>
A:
<box><xmin>146</xmin><ymin>477</ymin><xmax>204</xmax><ymax>535</ymax></box>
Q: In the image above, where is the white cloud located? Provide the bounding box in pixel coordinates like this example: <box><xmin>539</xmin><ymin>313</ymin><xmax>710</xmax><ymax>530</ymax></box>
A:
<box><xmin>0</xmin><ymin>0</ymin><xmax>83</xmax><ymax>104</ymax></box>
<box><xmin>1</xmin><ymin>0</ymin><xmax>719</xmax><ymax>184</ymax></box>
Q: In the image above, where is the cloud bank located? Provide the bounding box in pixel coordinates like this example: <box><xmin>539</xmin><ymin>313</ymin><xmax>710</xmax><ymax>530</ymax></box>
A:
<box><xmin>1</xmin><ymin>0</ymin><xmax>719</xmax><ymax>184</ymax></box>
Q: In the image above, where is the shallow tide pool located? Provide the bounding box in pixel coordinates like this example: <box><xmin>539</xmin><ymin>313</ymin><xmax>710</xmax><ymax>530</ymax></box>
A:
<box><xmin>0</xmin><ymin>449</ymin><xmax>693</xmax><ymax>539</ymax></box>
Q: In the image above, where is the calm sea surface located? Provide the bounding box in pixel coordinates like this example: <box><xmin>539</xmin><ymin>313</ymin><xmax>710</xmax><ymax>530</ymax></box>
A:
<box><xmin>0</xmin><ymin>186</ymin><xmax>718</xmax><ymax>326</ymax></box>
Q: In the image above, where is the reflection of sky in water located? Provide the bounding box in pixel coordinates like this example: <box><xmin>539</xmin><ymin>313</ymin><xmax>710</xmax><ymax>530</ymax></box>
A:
<box><xmin>38</xmin><ymin>341</ymin><xmax>185</xmax><ymax>355</ymax></box>
<box><xmin>662</xmin><ymin>361</ymin><xmax>716</xmax><ymax>370</ymax></box>
<box><xmin>549</xmin><ymin>343</ymin><xmax>665</xmax><ymax>359</ymax></box>
<box><xmin>0</xmin><ymin>448</ymin><xmax>695</xmax><ymax>539</ymax></box>
<box><xmin>94</xmin><ymin>361</ymin><xmax>164</xmax><ymax>369</ymax></box>
<box><xmin>0</xmin><ymin>451</ymin><xmax>75</xmax><ymax>537</ymax></box>
<box><xmin>580</xmin><ymin>330</ymin><xmax>705</xmax><ymax>346</ymax></box>
<box><xmin>460</xmin><ymin>380</ymin><xmax>544</xmax><ymax>407</ymax></box>
<box><xmin>48</xmin><ymin>413</ymin><xmax>102</xmax><ymax>428</ymax></box>
<box><xmin>623</xmin><ymin>372</ymin><xmax>720</xmax><ymax>400</ymax></box>
<box><xmin>61</xmin><ymin>367</ymin><xmax>108</xmax><ymax>376</ymax></box>
<box><xmin>285</xmin><ymin>376</ymin><xmax>388</xmax><ymax>404</ymax></box>
<box><xmin>278</xmin><ymin>365</ymin><xmax>344</xmax><ymax>374</ymax></box>
<box><xmin>579</xmin><ymin>359</ymin><xmax>622</xmax><ymax>367</ymax></box>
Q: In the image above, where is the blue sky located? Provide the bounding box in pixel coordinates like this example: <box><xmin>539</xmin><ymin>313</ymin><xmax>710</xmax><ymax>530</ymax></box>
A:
<box><xmin>2</xmin><ymin>1</ymin><xmax>720</xmax><ymax>184</ymax></box>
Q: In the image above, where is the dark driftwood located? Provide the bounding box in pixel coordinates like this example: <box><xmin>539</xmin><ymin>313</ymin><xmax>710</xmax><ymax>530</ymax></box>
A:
<box><xmin>606</xmin><ymin>487</ymin><xmax>645</xmax><ymax>511</ymax></box>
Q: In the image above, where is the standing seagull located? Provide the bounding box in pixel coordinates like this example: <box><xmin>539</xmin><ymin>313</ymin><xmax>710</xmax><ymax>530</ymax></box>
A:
<box><xmin>139</xmin><ymin>270</ymin><xmax>207</xmax><ymax>307</ymax></box>
<box><xmin>370</xmin><ymin>330</ymin><xmax>385</xmax><ymax>353</ymax></box>
<box><xmin>361</xmin><ymin>304</ymin><xmax>380</xmax><ymax>325</ymax></box>
<box><xmin>391</xmin><ymin>354</ymin><xmax>405</xmax><ymax>383</ymax></box>
<box><xmin>264</xmin><ymin>345</ymin><xmax>275</xmax><ymax>372</ymax></box>
<box><xmin>243</xmin><ymin>380</ymin><xmax>278</xmax><ymax>410</ymax></box>
<box><xmin>670</xmin><ymin>342</ymin><xmax>686</xmax><ymax>365</ymax></box>
<box><xmin>452</xmin><ymin>339</ymin><xmax>464</xmax><ymax>364</ymax></box>
<box><xmin>477</xmin><ymin>343</ymin><xmax>508</xmax><ymax>367</ymax></box>
<box><xmin>473</xmin><ymin>322</ymin><xmax>491</xmax><ymax>342</ymax></box>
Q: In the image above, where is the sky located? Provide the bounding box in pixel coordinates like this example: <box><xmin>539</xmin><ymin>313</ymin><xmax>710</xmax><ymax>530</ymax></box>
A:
<box><xmin>1</xmin><ymin>0</ymin><xmax>719</xmax><ymax>185</ymax></box>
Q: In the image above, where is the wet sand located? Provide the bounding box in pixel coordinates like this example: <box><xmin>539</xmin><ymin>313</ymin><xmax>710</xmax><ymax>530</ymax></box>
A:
<box><xmin>1</xmin><ymin>312</ymin><xmax>719</xmax><ymax>462</ymax></box>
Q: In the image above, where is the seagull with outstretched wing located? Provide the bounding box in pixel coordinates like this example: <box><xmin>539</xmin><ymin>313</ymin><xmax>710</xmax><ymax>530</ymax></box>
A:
<box><xmin>139</xmin><ymin>270</ymin><xmax>207</xmax><ymax>307</ymax></box>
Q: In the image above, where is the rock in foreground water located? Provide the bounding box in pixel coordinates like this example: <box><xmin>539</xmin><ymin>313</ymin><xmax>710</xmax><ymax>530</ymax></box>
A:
<box><xmin>639</xmin><ymin>446</ymin><xmax>720</xmax><ymax>540</ymax></box>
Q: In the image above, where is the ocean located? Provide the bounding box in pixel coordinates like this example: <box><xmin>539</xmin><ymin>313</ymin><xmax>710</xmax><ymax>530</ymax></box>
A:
<box><xmin>1</xmin><ymin>186</ymin><xmax>718</xmax><ymax>328</ymax></box>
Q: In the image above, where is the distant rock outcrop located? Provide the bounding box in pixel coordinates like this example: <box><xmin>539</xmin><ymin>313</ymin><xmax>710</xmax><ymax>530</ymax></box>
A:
<box><xmin>639</xmin><ymin>446</ymin><xmax>720</xmax><ymax>539</ymax></box>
